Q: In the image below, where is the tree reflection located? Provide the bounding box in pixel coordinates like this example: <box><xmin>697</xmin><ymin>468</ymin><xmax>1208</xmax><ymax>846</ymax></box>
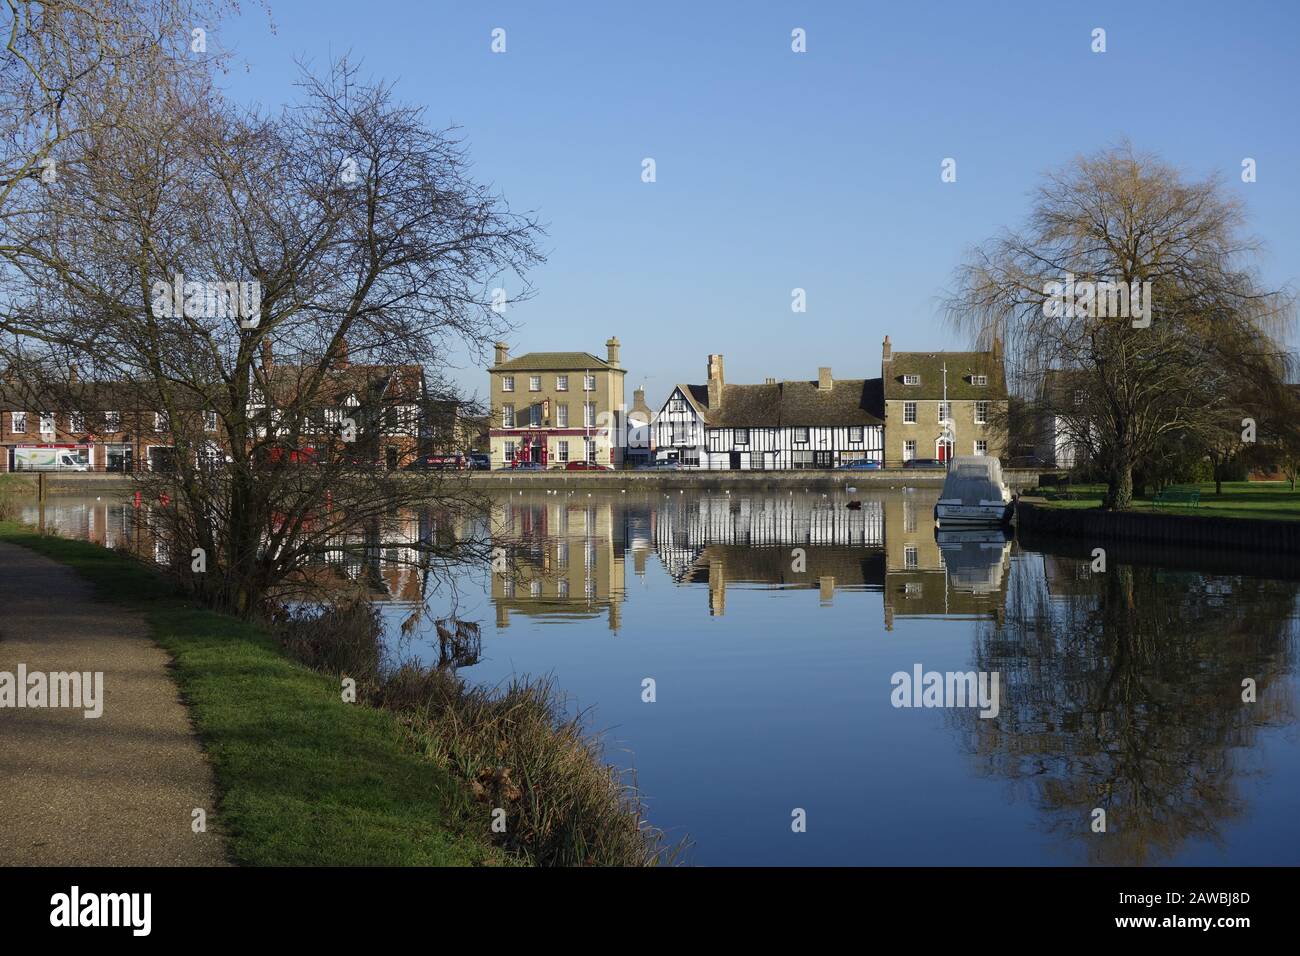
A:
<box><xmin>956</xmin><ymin>549</ymin><xmax>1298</xmax><ymax>864</ymax></box>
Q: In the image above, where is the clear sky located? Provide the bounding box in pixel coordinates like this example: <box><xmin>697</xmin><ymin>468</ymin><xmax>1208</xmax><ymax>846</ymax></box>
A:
<box><xmin>215</xmin><ymin>0</ymin><xmax>1300</xmax><ymax>407</ymax></box>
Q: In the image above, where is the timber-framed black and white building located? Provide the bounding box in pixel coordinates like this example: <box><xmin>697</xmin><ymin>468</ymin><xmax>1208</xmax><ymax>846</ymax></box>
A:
<box><xmin>652</xmin><ymin>354</ymin><xmax>884</xmax><ymax>470</ymax></box>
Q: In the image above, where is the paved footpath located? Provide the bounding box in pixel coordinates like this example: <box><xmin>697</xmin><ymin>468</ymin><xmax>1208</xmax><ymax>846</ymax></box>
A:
<box><xmin>0</xmin><ymin>541</ymin><xmax>229</xmax><ymax>865</ymax></box>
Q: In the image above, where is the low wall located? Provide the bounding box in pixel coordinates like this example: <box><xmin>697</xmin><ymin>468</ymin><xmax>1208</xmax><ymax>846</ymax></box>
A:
<box><xmin>1016</xmin><ymin>500</ymin><xmax>1300</xmax><ymax>554</ymax></box>
<box><xmin>470</xmin><ymin>468</ymin><xmax>1045</xmax><ymax>492</ymax></box>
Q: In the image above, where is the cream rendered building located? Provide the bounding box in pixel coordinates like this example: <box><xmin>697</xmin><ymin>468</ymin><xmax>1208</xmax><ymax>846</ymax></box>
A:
<box><xmin>488</xmin><ymin>338</ymin><xmax>627</xmax><ymax>468</ymax></box>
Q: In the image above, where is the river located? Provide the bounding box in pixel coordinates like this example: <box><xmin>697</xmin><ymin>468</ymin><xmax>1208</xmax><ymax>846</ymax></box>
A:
<box><xmin>18</xmin><ymin>487</ymin><xmax>1300</xmax><ymax>865</ymax></box>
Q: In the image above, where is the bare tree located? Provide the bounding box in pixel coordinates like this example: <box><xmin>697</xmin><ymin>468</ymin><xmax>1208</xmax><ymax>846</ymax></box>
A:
<box><xmin>946</xmin><ymin>142</ymin><xmax>1293</xmax><ymax>509</ymax></box>
<box><xmin>2</xmin><ymin>54</ymin><xmax>544</xmax><ymax>614</ymax></box>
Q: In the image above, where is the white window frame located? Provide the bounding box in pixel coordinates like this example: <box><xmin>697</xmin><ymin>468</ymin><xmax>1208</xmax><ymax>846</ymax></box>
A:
<box><xmin>69</xmin><ymin>411</ymin><xmax>85</xmax><ymax>433</ymax></box>
<box><xmin>504</xmin><ymin>440</ymin><xmax>516</xmax><ymax>461</ymax></box>
<box><xmin>938</xmin><ymin>402</ymin><xmax>951</xmax><ymax>423</ymax></box>
<box><xmin>529</xmin><ymin>375</ymin><xmax>541</xmax><ymax>392</ymax></box>
<box><xmin>903</xmin><ymin>374</ymin><xmax>920</xmax><ymax>386</ymax></box>
<box><xmin>556</xmin><ymin>375</ymin><xmax>569</xmax><ymax>391</ymax></box>
<box><xmin>974</xmin><ymin>401</ymin><xmax>989</xmax><ymax>424</ymax></box>
<box><xmin>583</xmin><ymin>402</ymin><xmax>596</xmax><ymax>427</ymax></box>
<box><xmin>204</xmin><ymin>410</ymin><xmax>218</xmax><ymax>432</ymax></box>
<box><xmin>154</xmin><ymin>411</ymin><xmax>168</xmax><ymax>432</ymax></box>
<box><xmin>40</xmin><ymin>412</ymin><xmax>55</xmax><ymax>435</ymax></box>
<box><xmin>502</xmin><ymin>376</ymin><xmax>515</xmax><ymax>392</ymax></box>
<box><xmin>903</xmin><ymin>439</ymin><xmax>917</xmax><ymax>461</ymax></box>
<box><xmin>849</xmin><ymin>426</ymin><xmax>863</xmax><ymax>443</ymax></box>
<box><xmin>903</xmin><ymin>401</ymin><xmax>917</xmax><ymax>424</ymax></box>
<box><xmin>583</xmin><ymin>374</ymin><xmax>596</xmax><ymax>392</ymax></box>
<box><xmin>556</xmin><ymin>403</ymin><xmax>568</xmax><ymax>427</ymax></box>
<box><xmin>11</xmin><ymin>411</ymin><xmax>27</xmax><ymax>433</ymax></box>
<box><xmin>502</xmin><ymin>404</ymin><xmax>515</xmax><ymax>428</ymax></box>
<box><xmin>558</xmin><ymin>440</ymin><xmax>569</xmax><ymax>462</ymax></box>
<box><xmin>974</xmin><ymin>440</ymin><xmax>988</xmax><ymax>456</ymax></box>
<box><xmin>103</xmin><ymin>411</ymin><xmax>121</xmax><ymax>431</ymax></box>
<box><xmin>793</xmin><ymin>427</ymin><xmax>809</xmax><ymax>444</ymax></box>
<box><xmin>973</xmin><ymin>375</ymin><xmax>988</xmax><ymax>386</ymax></box>
<box><xmin>585</xmin><ymin>437</ymin><xmax>596</xmax><ymax>462</ymax></box>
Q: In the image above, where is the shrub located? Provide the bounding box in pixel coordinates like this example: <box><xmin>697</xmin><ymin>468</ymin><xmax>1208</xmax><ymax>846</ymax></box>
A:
<box><xmin>273</xmin><ymin>601</ymin><xmax>684</xmax><ymax>866</ymax></box>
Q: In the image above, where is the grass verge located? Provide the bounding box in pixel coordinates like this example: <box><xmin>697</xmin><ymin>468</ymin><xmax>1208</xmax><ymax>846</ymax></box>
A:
<box><xmin>1021</xmin><ymin>480</ymin><xmax>1300</xmax><ymax>521</ymax></box>
<box><xmin>0</xmin><ymin>521</ymin><xmax>505</xmax><ymax>866</ymax></box>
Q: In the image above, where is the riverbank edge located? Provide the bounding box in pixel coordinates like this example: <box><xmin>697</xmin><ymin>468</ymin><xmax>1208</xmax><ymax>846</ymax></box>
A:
<box><xmin>1016</xmin><ymin>500</ymin><xmax>1300</xmax><ymax>552</ymax></box>
<box><xmin>4</xmin><ymin>467</ymin><xmax>1050</xmax><ymax>496</ymax></box>
<box><xmin>0</xmin><ymin>521</ymin><xmax>511</xmax><ymax>867</ymax></box>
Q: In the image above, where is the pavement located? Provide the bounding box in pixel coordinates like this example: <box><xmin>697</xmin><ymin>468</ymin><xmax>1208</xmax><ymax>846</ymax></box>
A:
<box><xmin>0</xmin><ymin>541</ymin><xmax>229</xmax><ymax>865</ymax></box>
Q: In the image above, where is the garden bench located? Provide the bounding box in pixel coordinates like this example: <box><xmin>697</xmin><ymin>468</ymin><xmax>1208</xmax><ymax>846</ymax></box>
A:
<box><xmin>1153</xmin><ymin>485</ymin><xmax>1200</xmax><ymax>509</ymax></box>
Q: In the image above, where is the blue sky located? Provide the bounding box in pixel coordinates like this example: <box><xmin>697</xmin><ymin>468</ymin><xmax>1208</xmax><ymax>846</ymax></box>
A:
<box><xmin>217</xmin><ymin>0</ymin><xmax>1300</xmax><ymax>406</ymax></box>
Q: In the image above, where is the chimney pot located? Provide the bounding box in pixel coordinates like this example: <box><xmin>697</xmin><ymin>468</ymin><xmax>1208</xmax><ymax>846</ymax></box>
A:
<box><xmin>882</xmin><ymin>335</ymin><xmax>893</xmax><ymax>364</ymax></box>
<box><xmin>818</xmin><ymin>367</ymin><xmax>833</xmax><ymax>391</ymax></box>
<box><xmin>605</xmin><ymin>336</ymin><xmax>621</xmax><ymax>368</ymax></box>
<box><xmin>494</xmin><ymin>341</ymin><xmax>509</xmax><ymax>366</ymax></box>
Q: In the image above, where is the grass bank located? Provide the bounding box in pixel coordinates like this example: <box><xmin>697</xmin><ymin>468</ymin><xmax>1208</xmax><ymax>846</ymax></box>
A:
<box><xmin>0</xmin><ymin>521</ymin><xmax>504</xmax><ymax>866</ymax></box>
<box><xmin>1021</xmin><ymin>480</ymin><xmax>1300</xmax><ymax>521</ymax></box>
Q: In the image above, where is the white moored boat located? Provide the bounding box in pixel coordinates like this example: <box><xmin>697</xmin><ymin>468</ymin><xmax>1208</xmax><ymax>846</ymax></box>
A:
<box><xmin>933</xmin><ymin>456</ymin><xmax>1013</xmax><ymax>527</ymax></box>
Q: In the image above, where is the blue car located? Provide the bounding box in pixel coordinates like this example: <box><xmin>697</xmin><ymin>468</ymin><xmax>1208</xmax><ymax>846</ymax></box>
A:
<box><xmin>836</xmin><ymin>459</ymin><xmax>882</xmax><ymax>471</ymax></box>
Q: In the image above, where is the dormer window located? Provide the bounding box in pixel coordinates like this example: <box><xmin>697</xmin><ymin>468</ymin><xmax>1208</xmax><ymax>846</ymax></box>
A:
<box><xmin>903</xmin><ymin>374</ymin><xmax>920</xmax><ymax>386</ymax></box>
<box><xmin>972</xmin><ymin>375</ymin><xmax>988</xmax><ymax>386</ymax></box>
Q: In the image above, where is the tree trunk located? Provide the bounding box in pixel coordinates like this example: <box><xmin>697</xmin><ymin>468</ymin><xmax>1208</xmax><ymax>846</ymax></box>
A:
<box><xmin>1104</xmin><ymin>453</ymin><xmax>1133</xmax><ymax>510</ymax></box>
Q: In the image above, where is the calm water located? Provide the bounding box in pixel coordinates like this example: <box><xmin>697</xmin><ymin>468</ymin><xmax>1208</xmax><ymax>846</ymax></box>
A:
<box><xmin>22</xmin><ymin>488</ymin><xmax>1300</xmax><ymax>866</ymax></box>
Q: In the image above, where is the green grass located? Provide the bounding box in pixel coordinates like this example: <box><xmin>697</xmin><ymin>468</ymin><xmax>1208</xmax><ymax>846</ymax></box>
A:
<box><xmin>1022</xmin><ymin>480</ymin><xmax>1300</xmax><ymax>522</ymax></box>
<box><xmin>0</xmin><ymin>522</ymin><xmax>506</xmax><ymax>867</ymax></box>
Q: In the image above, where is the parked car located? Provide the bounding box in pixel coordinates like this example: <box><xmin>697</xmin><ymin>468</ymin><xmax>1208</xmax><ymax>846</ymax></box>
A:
<box><xmin>638</xmin><ymin>459</ymin><xmax>682</xmax><ymax>471</ymax></box>
<box><xmin>836</xmin><ymin>459</ymin><xmax>882</xmax><ymax>471</ymax></box>
<box><xmin>903</xmin><ymin>458</ymin><xmax>947</xmax><ymax>469</ymax></box>
<box><xmin>467</xmin><ymin>453</ymin><xmax>491</xmax><ymax>471</ymax></box>
<box><xmin>564</xmin><ymin>460</ymin><xmax>613</xmax><ymax>471</ymax></box>
<box><xmin>405</xmin><ymin>453</ymin><xmax>466</xmax><ymax>471</ymax></box>
<box><xmin>497</xmin><ymin>461</ymin><xmax>544</xmax><ymax>471</ymax></box>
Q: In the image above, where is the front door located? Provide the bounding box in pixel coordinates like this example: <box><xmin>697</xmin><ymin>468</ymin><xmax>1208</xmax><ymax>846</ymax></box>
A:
<box><xmin>937</xmin><ymin>438</ymin><xmax>953</xmax><ymax>462</ymax></box>
<box><xmin>813</xmin><ymin>451</ymin><xmax>833</xmax><ymax>469</ymax></box>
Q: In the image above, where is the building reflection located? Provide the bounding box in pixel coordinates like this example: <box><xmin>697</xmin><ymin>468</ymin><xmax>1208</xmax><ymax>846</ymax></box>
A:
<box><xmin>485</xmin><ymin>490</ymin><xmax>1012</xmax><ymax>625</ymax></box>
<box><xmin>489</xmin><ymin>495</ymin><xmax>628</xmax><ymax>632</ymax></box>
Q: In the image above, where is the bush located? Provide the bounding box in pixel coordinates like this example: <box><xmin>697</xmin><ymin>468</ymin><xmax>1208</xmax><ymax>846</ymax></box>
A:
<box><xmin>273</xmin><ymin>601</ymin><xmax>684</xmax><ymax>866</ymax></box>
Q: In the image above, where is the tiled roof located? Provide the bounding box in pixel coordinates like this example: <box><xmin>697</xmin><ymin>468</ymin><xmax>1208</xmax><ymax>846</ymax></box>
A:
<box><xmin>671</xmin><ymin>379</ymin><xmax>884</xmax><ymax>428</ymax></box>
<box><xmin>882</xmin><ymin>352</ymin><xmax>1007</xmax><ymax>401</ymax></box>
<box><xmin>492</xmin><ymin>352</ymin><xmax>618</xmax><ymax>372</ymax></box>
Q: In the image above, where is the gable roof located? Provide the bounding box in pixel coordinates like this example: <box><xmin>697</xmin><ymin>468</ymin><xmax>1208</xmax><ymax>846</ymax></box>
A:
<box><xmin>882</xmin><ymin>352</ymin><xmax>1006</xmax><ymax>401</ymax></box>
<box><xmin>666</xmin><ymin>379</ymin><xmax>884</xmax><ymax>428</ymax></box>
<box><xmin>492</xmin><ymin>352</ymin><xmax>618</xmax><ymax>372</ymax></box>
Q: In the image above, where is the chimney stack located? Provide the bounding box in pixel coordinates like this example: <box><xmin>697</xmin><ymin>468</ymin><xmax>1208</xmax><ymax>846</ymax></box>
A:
<box><xmin>605</xmin><ymin>336</ymin><xmax>621</xmax><ymax>368</ymax></box>
<box><xmin>817</xmin><ymin>367</ymin><xmax>833</xmax><ymax>392</ymax></box>
<box><xmin>707</xmin><ymin>353</ymin><xmax>725</xmax><ymax>408</ymax></box>
<box><xmin>333</xmin><ymin>337</ymin><xmax>350</xmax><ymax>370</ymax></box>
<box><xmin>261</xmin><ymin>338</ymin><xmax>273</xmax><ymax>373</ymax></box>
<box><xmin>494</xmin><ymin>341</ymin><xmax>509</xmax><ymax>366</ymax></box>
<box><xmin>69</xmin><ymin>363</ymin><xmax>79</xmax><ymax>384</ymax></box>
<box><xmin>882</xmin><ymin>335</ymin><xmax>892</xmax><ymax>365</ymax></box>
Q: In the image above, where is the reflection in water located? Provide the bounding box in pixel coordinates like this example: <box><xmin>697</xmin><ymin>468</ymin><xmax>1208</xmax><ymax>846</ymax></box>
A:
<box><xmin>959</xmin><ymin>550</ymin><xmax>1298</xmax><ymax>865</ymax></box>
<box><xmin>19</xmin><ymin>489</ymin><xmax>1300</xmax><ymax>865</ymax></box>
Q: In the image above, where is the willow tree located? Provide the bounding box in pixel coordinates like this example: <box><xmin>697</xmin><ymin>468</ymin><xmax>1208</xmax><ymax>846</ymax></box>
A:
<box><xmin>946</xmin><ymin>142</ymin><xmax>1292</xmax><ymax>508</ymax></box>
<box><xmin>1</xmin><ymin>43</ymin><xmax>543</xmax><ymax>614</ymax></box>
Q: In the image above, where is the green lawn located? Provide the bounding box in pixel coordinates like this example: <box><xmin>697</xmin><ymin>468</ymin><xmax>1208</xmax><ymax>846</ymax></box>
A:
<box><xmin>1022</xmin><ymin>480</ymin><xmax>1300</xmax><ymax>521</ymax></box>
<box><xmin>0</xmin><ymin>522</ymin><xmax>505</xmax><ymax>867</ymax></box>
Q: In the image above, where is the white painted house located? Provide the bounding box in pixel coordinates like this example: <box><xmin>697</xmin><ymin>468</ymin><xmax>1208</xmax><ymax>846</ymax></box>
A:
<box><xmin>652</xmin><ymin>355</ymin><xmax>884</xmax><ymax>470</ymax></box>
